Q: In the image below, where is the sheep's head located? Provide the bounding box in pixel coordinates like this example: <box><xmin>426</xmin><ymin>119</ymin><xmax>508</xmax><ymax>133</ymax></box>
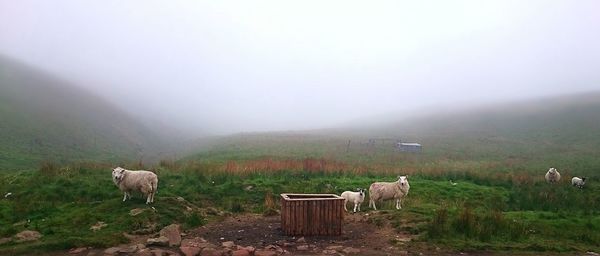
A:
<box><xmin>357</xmin><ymin>188</ymin><xmax>366</xmax><ymax>196</ymax></box>
<box><xmin>112</xmin><ymin>167</ymin><xmax>126</xmax><ymax>183</ymax></box>
<box><xmin>548</xmin><ymin>168</ymin><xmax>557</xmax><ymax>174</ymax></box>
<box><xmin>397</xmin><ymin>175</ymin><xmax>409</xmax><ymax>186</ymax></box>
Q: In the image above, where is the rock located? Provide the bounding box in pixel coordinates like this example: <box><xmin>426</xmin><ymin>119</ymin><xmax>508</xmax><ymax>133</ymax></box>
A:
<box><xmin>120</xmin><ymin>245</ymin><xmax>139</xmax><ymax>253</ymax></box>
<box><xmin>199</xmin><ymin>248</ymin><xmax>223</xmax><ymax>256</ymax></box>
<box><xmin>587</xmin><ymin>252</ymin><xmax>600</xmax><ymax>256</ymax></box>
<box><xmin>232</xmin><ymin>249</ymin><xmax>251</xmax><ymax>256</ymax></box>
<box><xmin>244</xmin><ymin>186</ymin><xmax>254</xmax><ymax>191</ymax></box>
<box><xmin>150</xmin><ymin>248</ymin><xmax>181</xmax><ymax>256</ymax></box>
<box><xmin>130</xmin><ymin>208</ymin><xmax>146</xmax><ymax>216</ymax></box>
<box><xmin>342</xmin><ymin>247</ymin><xmax>361</xmax><ymax>254</ymax></box>
<box><xmin>282</xmin><ymin>242</ymin><xmax>294</xmax><ymax>247</ymax></box>
<box><xmin>160</xmin><ymin>224</ymin><xmax>182</xmax><ymax>247</ymax></box>
<box><xmin>90</xmin><ymin>221</ymin><xmax>107</xmax><ymax>231</ymax></box>
<box><xmin>180</xmin><ymin>246</ymin><xmax>202</xmax><ymax>256</ymax></box>
<box><xmin>69</xmin><ymin>247</ymin><xmax>89</xmax><ymax>254</ymax></box>
<box><xmin>296</xmin><ymin>237</ymin><xmax>306</xmax><ymax>243</ymax></box>
<box><xmin>221</xmin><ymin>241</ymin><xmax>235</xmax><ymax>248</ymax></box>
<box><xmin>135</xmin><ymin>248</ymin><xmax>154</xmax><ymax>256</ymax></box>
<box><xmin>254</xmin><ymin>250</ymin><xmax>278</xmax><ymax>256</ymax></box>
<box><xmin>238</xmin><ymin>246</ymin><xmax>255</xmax><ymax>254</ymax></box>
<box><xmin>321</xmin><ymin>250</ymin><xmax>337</xmax><ymax>255</ymax></box>
<box><xmin>147</xmin><ymin>236</ymin><xmax>170</xmax><ymax>246</ymax></box>
<box><xmin>104</xmin><ymin>247</ymin><xmax>121</xmax><ymax>255</ymax></box>
<box><xmin>296</xmin><ymin>245</ymin><xmax>309</xmax><ymax>251</ymax></box>
<box><xmin>399</xmin><ymin>250</ymin><xmax>409</xmax><ymax>256</ymax></box>
<box><xmin>181</xmin><ymin>237</ymin><xmax>214</xmax><ymax>250</ymax></box>
<box><xmin>14</xmin><ymin>230</ymin><xmax>42</xmax><ymax>242</ymax></box>
<box><xmin>0</xmin><ymin>237</ymin><xmax>12</xmax><ymax>245</ymax></box>
<box><xmin>325</xmin><ymin>245</ymin><xmax>343</xmax><ymax>251</ymax></box>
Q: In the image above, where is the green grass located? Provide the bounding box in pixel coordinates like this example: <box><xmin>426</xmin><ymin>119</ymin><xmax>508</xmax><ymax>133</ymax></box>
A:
<box><xmin>1</xmin><ymin>162</ymin><xmax>599</xmax><ymax>254</ymax></box>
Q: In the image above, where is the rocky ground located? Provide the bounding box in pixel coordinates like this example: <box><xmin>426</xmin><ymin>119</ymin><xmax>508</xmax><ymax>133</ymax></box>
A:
<box><xmin>61</xmin><ymin>212</ymin><xmax>416</xmax><ymax>256</ymax></box>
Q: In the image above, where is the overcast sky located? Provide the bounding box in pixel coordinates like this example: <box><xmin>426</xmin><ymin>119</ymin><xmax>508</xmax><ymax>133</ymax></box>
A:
<box><xmin>1</xmin><ymin>1</ymin><xmax>599</xmax><ymax>135</ymax></box>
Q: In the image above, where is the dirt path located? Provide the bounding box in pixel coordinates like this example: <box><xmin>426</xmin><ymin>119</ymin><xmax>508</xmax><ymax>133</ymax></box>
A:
<box><xmin>188</xmin><ymin>212</ymin><xmax>412</xmax><ymax>255</ymax></box>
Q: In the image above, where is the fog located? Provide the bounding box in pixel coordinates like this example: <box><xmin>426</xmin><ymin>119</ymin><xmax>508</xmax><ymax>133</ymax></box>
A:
<box><xmin>1</xmin><ymin>1</ymin><xmax>599</xmax><ymax>135</ymax></box>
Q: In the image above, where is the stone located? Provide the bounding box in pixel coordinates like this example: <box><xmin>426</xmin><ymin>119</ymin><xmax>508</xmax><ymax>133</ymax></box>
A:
<box><xmin>296</xmin><ymin>245</ymin><xmax>309</xmax><ymax>251</ymax></box>
<box><xmin>135</xmin><ymin>248</ymin><xmax>154</xmax><ymax>256</ymax></box>
<box><xmin>232</xmin><ymin>249</ymin><xmax>250</xmax><ymax>256</ymax></box>
<box><xmin>221</xmin><ymin>241</ymin><xmax>235</xmax><ymax>248</ymax></box>
<box><xmin>130</xmin><ymin>208</ymin><xmax>146</xmax><ymax>216</ymax></box>
<box><xmin>160</xmin><ymin>224</ymin><xmax>182</xmax><ymax>247</ymax></box>
<box><xmin>342</xmin><ymin>247</ymin><xmax>361</xmax><ymax>254</ymax></box>
<box><xmin>180</xmin><ymin>246</ymin><xmax>202</xmax><ymax>256</ymax></box>
<box><xmin>199</xmin><ymin>248</ymin><xmax>222</xmax><ymax>256</ymax></box>
<box><xmin>321</xmin><ymin>250</ymin><xmax>337</xmax><ymax>255</ymax></box>
<box><xmin>104</xmin><ymin>247</ymin><xmax>121</xmax><ymax>255</ymax></box>
<box><xmin>254</xmin><ymin>250</ymin><xmax>278</xmax><ymax>256</ymax></box>
<box><xmin>69</xmin><ymin>247</ymin><xmax>89</xmax><ymax>254</ymax></box>
<box><xmin>14</xmin><ymin>230</ymin><xmax>42</xmax><ymax>242</ymax></box>
<box><xmin>399</xmin><ymin>250</ymin><xmax>409</xmax><ymax>256</ymax></box>
<box><xmin>150</xmin><ymin>248</ymin><xmax>181</xmax><ymax>256</ymax></box>
<box><xmin>147</xmin><ymin>236</ymin><xmax>170</xmax><ymax>246</ymax></box>
<box><xmin>296</xmin><ymin>237</ymin><xmax>306</xmax><ymax>243</ymax></box>
<box><xmin>90</xmin><ymin>221</ymin><xmax>107</xmax><ymax>232</ymax></box>
<box><xmin>325</xmin><ymin>245</ymin><xmax>343</xmax><ymax>251</ymax></box>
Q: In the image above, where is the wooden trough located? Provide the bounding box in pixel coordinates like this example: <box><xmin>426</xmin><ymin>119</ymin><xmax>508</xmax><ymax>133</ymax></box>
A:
<box><xmin>280</xmin><ymin>193</ymin><xmax>344</xmax><ymax>236</ymax></box>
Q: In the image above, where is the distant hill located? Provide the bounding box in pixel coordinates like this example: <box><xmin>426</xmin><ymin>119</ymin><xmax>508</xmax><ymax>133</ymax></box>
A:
<box><xmin>0</xmin><ymin>56</ymin><xmax>172</xmax><ymax>170</ymax></box>
<box><xmin>186</xmin><ymin>92</ymin><xmax>600</xmax><ymax>174</ymax></box>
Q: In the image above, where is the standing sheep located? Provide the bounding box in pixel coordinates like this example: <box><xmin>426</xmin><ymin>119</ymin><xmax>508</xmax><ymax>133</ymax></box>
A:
<box><xmin>571</xmin><ymin>177</ymin><xmax>586</xmax><ymax>189</ymax></box>
<box><xmin>369</xmin><ymin>176</ymin><xmax>410</xmax><ymax>210</ymax></box>
<box><xmin>112</xmin><ymin>167</ymin><xmax>158</xmax><ymax>204</ymax></box>
<box><xmin>340</xmin><ymin>188</ymin><xmax>366</xmax><ymax>213</ymax></box>
<box><xmin>545</xmin><ymin>168</ymin><xmax>561</xmax><ymax>184</ymax></box>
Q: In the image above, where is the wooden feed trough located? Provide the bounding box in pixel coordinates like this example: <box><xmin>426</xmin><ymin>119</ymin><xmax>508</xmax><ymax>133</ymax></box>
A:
<box><xmin>280</xmin><ymin>193</ymin><xmax>344</xmax><ymax>236</ymax></box>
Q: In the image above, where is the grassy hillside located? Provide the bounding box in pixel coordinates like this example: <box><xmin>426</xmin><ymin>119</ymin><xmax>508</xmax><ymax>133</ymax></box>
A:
<box><xmin>0</xmin><ymin>56</ymin><xmax>171</xmax><ymax>170</ymax></box>
<box><xmin>186</xmin><ymin>93</ymin><xmax>600</xmax><ymax>177</ymax></box>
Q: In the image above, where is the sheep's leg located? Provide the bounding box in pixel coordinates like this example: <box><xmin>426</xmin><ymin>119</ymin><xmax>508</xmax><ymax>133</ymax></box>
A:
<box><xmin>122</xmin><ymin>192</ymin><xmax>128</xmax><ymax>202</ymax></box>
<box><xmin>358</xmin><ymin>202</ymin><xmax>361</xmax><ymax>212</ymax></box>
<box><xmin>395</xmin><ymin>199</ymin><xmax>401</xmax><ymax>210</ymax></box>
<box><xmin>372</xmin><ymin>200</ymin><xmax>377</xmax><ymax>211</ymax></box>
<box><xmin>353</xmin><ymin>202</ymin><xmax>358</xmax><ymax>213</ymax></box>
<box><xmin>343</xmin><ymin>199</ymin><xmax>348</xmax><ymax>212</ymax></box>
<box><xmin>146</xmin><ymin>193</ymin><xmax>151</xmax><ymax>204</ymax></box>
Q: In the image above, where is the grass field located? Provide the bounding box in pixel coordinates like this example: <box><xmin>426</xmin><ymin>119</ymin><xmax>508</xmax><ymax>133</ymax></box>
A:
<box><xmin>1</xmin><ymin>157</ymin><xmax>599</xmax><ymax>255</ymax></box>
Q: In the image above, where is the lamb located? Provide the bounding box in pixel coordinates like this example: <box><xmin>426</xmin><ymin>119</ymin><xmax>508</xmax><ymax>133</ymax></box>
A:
<box><xmin>571</xmin><ymin>177</ymin><xmax>586</xmax><ymax>189</ymax></box>
<box><xmin>545</xmin><ymin>168</ymin><xmax>561</xmax><ymax>184</ymax></box>
<box><xmin>340</xmin><ymin>188</ymin><xmax>366</xmax><ymax>213</ymax></box>
<box><xmin>368</xmin><ymin>176</ymin><xmax>410</xmax><ymax>210</ymax></box>
<box><xmin>111</xmin><ymin>167</ymin><xmax>158</xmax><ymax>204</ymax></box>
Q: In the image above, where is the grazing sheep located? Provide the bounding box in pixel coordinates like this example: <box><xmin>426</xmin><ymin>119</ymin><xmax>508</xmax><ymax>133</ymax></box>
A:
<box><xmin>340</xmin><ymin>188</ymin><xmax>366</xmax><ymax>213</ymax></box>
<box><xmin>368</xmin><ymin>176</ymin><xmax>410</xmax><ymax>210</ymax></box>
<box><xmin>571</xmin><ymin>177</ymin><xmax>586</xmax><ymax>189</ymax></box>
<box><xmin>545</xmin><ymin>168</ymin><xmax>561</xmax><ymax>184</ymax></box>
<box><xmin>112</xmin><ymin>167</ymin><xmax>158</xmax><ymax>204</ymax></box>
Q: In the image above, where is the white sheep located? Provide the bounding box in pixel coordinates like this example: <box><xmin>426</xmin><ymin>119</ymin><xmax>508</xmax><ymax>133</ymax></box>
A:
<box><xmin>571</xmin><ymin>177</ymin><xmax>586</xmax><ymax>189</ymax></box>
<box><xmin>112</xmin><ymin>167</ymin><xmax>158</xmax><ymax>204</ymax></box>
<box><xmin>368</xmin><ymin>176</ymin><xmax>410</xmax><ymax>210</ymax></box>
<box><xmin>545</xmin><ymin>168</ymin><xmax>561</xmax><ymax>184</ymax></box>
<box><xmin>340</xmin><ymin>188</ymin><xmax>366</xmax><ymax>213</ymax></box>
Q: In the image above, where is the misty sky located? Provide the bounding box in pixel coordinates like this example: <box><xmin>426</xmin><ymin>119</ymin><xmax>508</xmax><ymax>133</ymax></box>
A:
<box><xmin>1</xmin><ymin>1</ymin><xmax>599</xmax><ymax>135</ymax></box>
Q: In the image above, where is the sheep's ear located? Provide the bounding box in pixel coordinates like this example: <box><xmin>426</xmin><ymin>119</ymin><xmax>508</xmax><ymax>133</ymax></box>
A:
<box><xmin>405</xmin><ymin>175</ymin><xmax>409</xmax><ymax>179</ymax></box>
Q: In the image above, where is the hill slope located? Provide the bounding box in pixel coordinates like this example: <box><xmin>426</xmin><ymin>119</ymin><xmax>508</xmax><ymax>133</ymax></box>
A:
<box><xmin>0</xmin><ymin>56</ymin><xmax>169</xmax><ymax>170</ymax></box>
<box><xmin>186</xmin><ymin>92</ymin><xmax>600</xmax><ymax>175</ymax></box>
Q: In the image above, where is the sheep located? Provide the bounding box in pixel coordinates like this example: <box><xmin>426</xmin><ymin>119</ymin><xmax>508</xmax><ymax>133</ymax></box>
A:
<box><xmin>340</xmin><ymin>188</ymin><xmax>366</xmax><ymax>213</ymax></box>
<box><xmin>112</xmin><ymin>167</ymin><xmax>158</xmax><ymax>204</ymax></box>
<box><xmin>368</xmin><ymin>176</ymin><xmax>410</xmax><ymax>210</ymax></box>
<box><xmin>545</xmin><ymin>167</ymin><xmax>561</xmax><ymax>184</ymax></box>
<box><xmin>571</xmin><ymin>177</ymin><xmax>586</xmax><ymax>189</ymax></box>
